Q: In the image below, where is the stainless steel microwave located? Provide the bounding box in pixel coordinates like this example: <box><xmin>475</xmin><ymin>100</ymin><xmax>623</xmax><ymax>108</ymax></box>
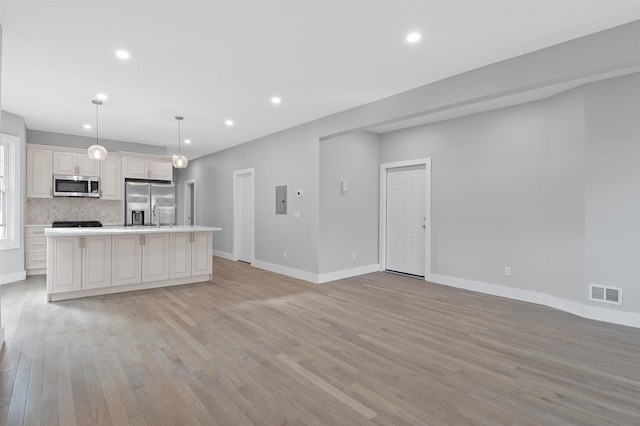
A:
<box><xmin>53</xmin><ymin>175</ymin><xmax>101</xmax><ymax>197</ymax></box>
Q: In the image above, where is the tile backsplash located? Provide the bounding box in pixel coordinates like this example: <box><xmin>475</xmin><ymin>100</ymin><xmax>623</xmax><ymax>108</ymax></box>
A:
<box><xmin>26</xmin><ymin>198</ymin><xmax>122</xmax><ymax>225</ymax></box>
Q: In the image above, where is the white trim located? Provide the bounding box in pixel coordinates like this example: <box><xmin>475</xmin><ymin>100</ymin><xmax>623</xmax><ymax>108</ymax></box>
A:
<box><xmin>252</xmin><ymin>260</ymin><xmax>318</xmax><ymax>284</ymax></box>
<box><xmin>0</xmin><ymin>270</ymin><xmax>27</xmax><ymax>285</ymax></box>
<box><xmin>0</xmin><ymin>134</ymin><xmax>20</xmax><ymax>251</ymax></box>
<box><xmin>428</xmin><ymin>273</ymin><xmax>640</xmax><ymax>329</ymax></box>
<box><xmin>0</xmin><ymin>326</ymin><xmax>4</xmax><ymax>349</ymax></box>
<box><xmin>379</xmin><ymin>158</ymin><xmax>431</xmax><ymax>276</ymax></box>
<box><xmin>318</xmin><ymin>264</ymin><xmax>380</xmax><ymax>284</ymax></box>
<box><xmin>183</xmin><ymin>179</ymin><xmax>196</xmax><ymax>225</ymax></box>
<box><xmin>232</xmin><ymin>168</ymin><xmax>255</xmax><ymax>263</ymax></box>
<box><xmin>213</xmin><ymin>249</ymin><xmax>234</xmax><ymax>261</ymax></box>
<box><xmin>429</xmin><ymin>272</ymin><xmax>545</xmax><ymax>304</ymax></box>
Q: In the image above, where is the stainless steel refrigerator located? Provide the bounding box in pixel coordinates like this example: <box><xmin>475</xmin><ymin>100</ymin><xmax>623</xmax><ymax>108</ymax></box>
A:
<box><xmin>125</xmin><ymin>181</ymin><xmax>176</xmax><ymax>226</ymax></box>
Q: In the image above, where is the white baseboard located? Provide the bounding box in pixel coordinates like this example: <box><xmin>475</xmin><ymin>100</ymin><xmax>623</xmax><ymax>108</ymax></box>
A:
<box><xmin>318</xmin><ymin>264</ymin><xmax>380</xmax><ymax>284</ymax></box>
<box><xmin>252</xmin><ymin>260</ymin><xmax>319</xmax><ymax>283</ymax></box>
<box><xmin>0</xmin><ymin>270</ymin><xmax>26</xmax><ymax>285</ymax></box>
<box><xmin>213</xmin><ymin>250</ymin><xmax>234</xmax><ymax>261</ymax></box>
<box><xmin>428</xmin><ymin>273</ymin><xmax>640</xmax><ymax>329</ymax></box>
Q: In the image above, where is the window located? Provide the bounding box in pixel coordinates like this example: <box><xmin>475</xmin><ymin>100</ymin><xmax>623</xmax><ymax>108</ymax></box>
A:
<box><xmin>0</xmin><ymin>134</ymin><xmax>19</xmax><ymax>250</ymax></box>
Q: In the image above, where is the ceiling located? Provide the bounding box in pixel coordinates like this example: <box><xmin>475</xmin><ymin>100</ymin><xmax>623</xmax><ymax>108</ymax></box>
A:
<box><xmin>2</xmin><ymin>1</ymin><xmax>640</xmax><ymax>160</ymax></box>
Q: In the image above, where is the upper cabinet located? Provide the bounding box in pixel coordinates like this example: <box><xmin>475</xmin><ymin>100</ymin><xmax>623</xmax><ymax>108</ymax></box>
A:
<box><xmin>100</xmin><ymin>155</ymin><xmax>122</xmax><ymax>200</ymax></box>
<box><xmin>53</xmin><ymin>150</ymin><xmax>100</xmax><ymax>176</ymax></box>
<box><xmin>123</xmin><ymin>155</ymin><xmax>173</xmax><ymax>181</ymax></box>
<box><xmin>27</xmin><ymin>147</ymin><xmax>53</xmax><ymax>198</ymax></box>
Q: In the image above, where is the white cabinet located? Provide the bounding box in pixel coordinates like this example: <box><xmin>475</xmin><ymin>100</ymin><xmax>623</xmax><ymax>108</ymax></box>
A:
<box><xmin>48</xmin><ymin>235</ymin><xmax>112</xmax><ymax>293</ymax></box>
<box><xmin>169</xmin><ymin>232</ymin><xmax>192</xmax><ymax>279</ymax></box>
<box><xmin>169</xmin><ymin>231</ymin><xmax>211</xmax><ymax>278</ymax></box>
<box><xmin>192</xmin><ymin>232</ymin><xmax>212</xmax><ymax>276</ymax></box>
<box><xmin>82</xmin><ymin>235</ymin><xmax>112</xmax><ymax>289</ymax></box>
<box><xmin>27</xmin><ymin>148</ymin><xmax>52</xmax><ymax>198</ymax></box>
<box><xmin>46</xmin><ymin>229</ymin><xmax>215</xmax><ymax>301</ymax></box>
<box><xmin>122</xmin><ymin>156</ymin><xmax>148</xmax><ymax>179</ymax></box>
<box><xmin>48</xmin><ymin>237</ymin><xmax>82</xmax><ymax>293</ymax></box>
<box><xmin>53</xmin><ymin>150</ymin><xmax>99</xmax><ymax>176</ymax></box>
<box><xmin>100</xmin><ymin>155</ymin><xmax>122</xmax><ymax>200</ymax></box>
<box><xmin>142</xmin><ymin>233</ymin><xmax>169</xmax><ymax>282</ymax></box>
<box><xmin>149</xmin><ymin>159</ymin><xmax>173</xmax><ymax>180</ymax></box>
<box><xmin>26</xmin><ymin>226</ymin><xmax>48</xmax><ymax>275</ymax></box>
<box><xmin>112</xmin><ymin>234</ymin><xmax>142</xmax><ymax>286</ymax></box>
<box><xmin>123</xmin><ymin>156</ymin><xmax>173</xmax><ymax>181</ymax></box>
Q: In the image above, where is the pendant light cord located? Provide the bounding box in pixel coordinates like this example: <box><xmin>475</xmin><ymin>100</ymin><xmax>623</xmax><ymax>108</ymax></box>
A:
<box><xmin>178</xmin><ymin>119</ymin><xmax>181</xmax><ymax>156</ymax></box>
<box><xmin>95</xmin><ymin>102</ymin><xmax>99</xmax><ymax>144</ymax></box>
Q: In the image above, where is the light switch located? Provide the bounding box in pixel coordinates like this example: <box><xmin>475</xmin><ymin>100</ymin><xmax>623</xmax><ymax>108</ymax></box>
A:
<box><xmin>294</xmin><ymin>211</ymin><xmax>301</xmax><ymax>219</ymax></box>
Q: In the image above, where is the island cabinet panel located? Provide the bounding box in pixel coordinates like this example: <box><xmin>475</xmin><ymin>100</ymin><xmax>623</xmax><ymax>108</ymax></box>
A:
<box><xmin>83</xmin><ymin>235</ymin><xmax>112</xmax><ymax>289</ymax></box>
<box><xmin>192</xmin><ymin>232</ymin><xmax>212</xmax><ymax>276</ymax></box>
<box><xmin>142</xmin><ymin>233</ymin><xmax>169</xmax><ymax>282</ymax></box>
<box><xmin>169</xmin><ymin>232</ymin><xmax>192</xmax><ymax>279</ymax></box>
<box><xmin>45</xmin><ymin>227</ymin><xmax>218</xmax><ymax>301</ymax></box>
<box><xmin>48</xmin><ymin>237</ymin><xmax>82</xmax><ymax>293</ymax></box>
<box><xmin>112</xmin><ymin>234</ymin><xmax>142</xmax><ymax>286</ymax></box>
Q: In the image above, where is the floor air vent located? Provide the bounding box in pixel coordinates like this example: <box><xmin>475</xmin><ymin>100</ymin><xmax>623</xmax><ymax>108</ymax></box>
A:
<box><xmin>589</xmin><ymin>284</ymin><xmax>622</xmax><ymax>305</ymax></box>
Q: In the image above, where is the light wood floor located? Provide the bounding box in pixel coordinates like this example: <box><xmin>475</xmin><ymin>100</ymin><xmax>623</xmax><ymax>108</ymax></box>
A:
<box><xmin>1</xmin><ymin>258</ymin><xmax>640</xmax><ymax>425</ymax></box>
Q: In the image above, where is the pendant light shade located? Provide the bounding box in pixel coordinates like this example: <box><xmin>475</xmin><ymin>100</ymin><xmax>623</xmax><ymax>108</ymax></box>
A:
<box><xmin>88</xmin><ymin>100</ymin><xmax>108</xmax><ymax>160</ymax></box>
<box><xmin>172</xmin><ymin>116</ymin><xmax>188</xmax><ymax>169</ymax></box>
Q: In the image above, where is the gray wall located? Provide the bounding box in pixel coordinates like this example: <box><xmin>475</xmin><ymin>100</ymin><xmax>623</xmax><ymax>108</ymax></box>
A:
<box><xmin>1</xmin><ymin>111</ymin><xmax>27</xmax><ymax>279</ymax></box>
<box><xmin>176</xmin><ymin>124</ymin><xmax>320</xmax><ymax>273</ymax></box>
<box><xmin>28</xmin><ymin>129</ymin><xmax>167</xmax><ymax>155</ymax></box>
<box><xmin>177</xmin><ymin>21</ymin><xmax>640</xmax><ymax>283</ymax></box>
<box><xmin>543</xmin><ymin>89</ymin><xmax>586</xmax><ymax>302</ymax></box>
<box><xmin>585</xmin><ymin>73</ymin><xmax>640</xmax><ymax>312</ymax></box>
<box><xmin>319</xmin><ymin>131</ymin><xmax>380</xmax><ymax>273</ymax></box>
<box><xmin>380</xmin><ymin>101</ymin><xmax>549</xmax><ymax>292</ymax></box>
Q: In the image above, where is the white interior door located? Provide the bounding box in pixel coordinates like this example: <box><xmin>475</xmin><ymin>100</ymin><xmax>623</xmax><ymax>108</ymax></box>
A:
<box><xmin>237</xmin><ymin>172</ymin><xmax>254</xmax><ymax>263</ymax></box>
<box><xmin>386</xmin><ymin>165</ymin><xmax>426</xmax><ymax>276</ymax></box>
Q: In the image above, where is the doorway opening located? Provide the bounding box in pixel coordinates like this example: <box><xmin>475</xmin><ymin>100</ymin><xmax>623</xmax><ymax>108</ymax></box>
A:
<box><xmin>233</xmin><ymin>168</ymin><xmax>255</xmax><ymax>264</ymax></box>
<box><xmin>184</xmin><ymin>179</ymin><xmax>196</xmax><ymax>225</ymax></box>
<box><xmin>379</xmin><ymin>159</ymin><xmax>431</xmax><ymax>279</ymax></box>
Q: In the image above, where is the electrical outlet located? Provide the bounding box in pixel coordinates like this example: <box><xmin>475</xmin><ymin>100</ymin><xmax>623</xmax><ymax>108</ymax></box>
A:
<box><xmin>283</xmin><ymin>251</ymin><xmax>287</xmax><ymax>259</ymax></box>
<box><xmin>504</xmin><ymin>266</ymin><xmax>511</xmax><ymax>277</ymax></box>
<box><xmin>352</xmin><ymin>252</ymin><xmax>357</xmax><ymax>260</ymax></box>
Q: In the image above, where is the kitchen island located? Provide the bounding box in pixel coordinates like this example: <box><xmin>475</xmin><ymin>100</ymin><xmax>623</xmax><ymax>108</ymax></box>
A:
<box><xmin>45</xmin><ymin>225</ymin><xmax>222</xmax><ymax>301</ymax></box>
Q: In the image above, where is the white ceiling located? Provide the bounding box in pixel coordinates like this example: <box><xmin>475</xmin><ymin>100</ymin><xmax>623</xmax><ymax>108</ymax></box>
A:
<box><xmin>2</xmin><ymin>1</ymin><xmax>640</xmax><ymax>160</ymax></box>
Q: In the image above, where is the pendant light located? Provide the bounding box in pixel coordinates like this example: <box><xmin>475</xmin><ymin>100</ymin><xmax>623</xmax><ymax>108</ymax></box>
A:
<box><xmin>172</xmin><ymin>116</ymin><xmax>188</xmax><ymax>168</ymax></box>
<box><xmin>87</xmin><ymin>99</ymin><xmax>108</xmax><ymax>160</ymax></box>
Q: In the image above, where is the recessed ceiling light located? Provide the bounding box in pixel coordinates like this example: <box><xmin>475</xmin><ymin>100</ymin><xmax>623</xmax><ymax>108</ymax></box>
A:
<box><xmin>96</xmin><ymin>93</ymin><xmax>108</xmax><ymax>101</ymax></box>
<box><xmin>406</xmin><ymin>32</ymin><xmax>421</xmax><ymax>43</ymax></box>
<box><xmin>184</xmin><ymin>139</ymin><xmax>191</xmax><ymax>144</ymax></box>
<box><xmin>115</xmin><ymin>50</ymin><xmax>130</xmax><ymax>60</ymax></box>
<box><xmin>225</xmin><ymin>119</ymin><xmax>234</xmax><ymax>126</ymax></box>
<box><xmin>271</xmin><ymin>96</ymin><xmax>282</xmax><ymax>105</ymax></box>
<box><xmin>83</xmin><ymin>124</ymin><xmax>92</xmax><ymax>130</ymax></box>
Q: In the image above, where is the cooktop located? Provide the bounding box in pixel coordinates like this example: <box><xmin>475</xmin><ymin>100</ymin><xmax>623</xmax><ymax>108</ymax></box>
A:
<box><xmin>51</xmin><ymin>221</ymin><xmax>103</xmax><ymax>228</ymax></box>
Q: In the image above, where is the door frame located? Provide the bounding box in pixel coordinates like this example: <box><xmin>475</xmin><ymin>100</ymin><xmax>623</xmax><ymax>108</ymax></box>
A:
<box><xmin>379</xmin><ymin>158</ymin><xmax>432</xmax><ymax>280</ymax></box>
<box><xmin>233</xmin><ymin>168</ymin><xmax>255</xmax><ymax>263</ymax></box>
<box><xmin>184</xmin><ymin>179</ymin><xmax>196</xmax><ymax>225</ymax></box>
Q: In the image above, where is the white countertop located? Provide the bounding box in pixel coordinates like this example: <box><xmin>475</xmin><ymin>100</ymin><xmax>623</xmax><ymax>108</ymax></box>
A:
<box><xmin>45</xmin><ymin>225</ymin><xmax>222</xmax><ymax>237</ymax></box>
